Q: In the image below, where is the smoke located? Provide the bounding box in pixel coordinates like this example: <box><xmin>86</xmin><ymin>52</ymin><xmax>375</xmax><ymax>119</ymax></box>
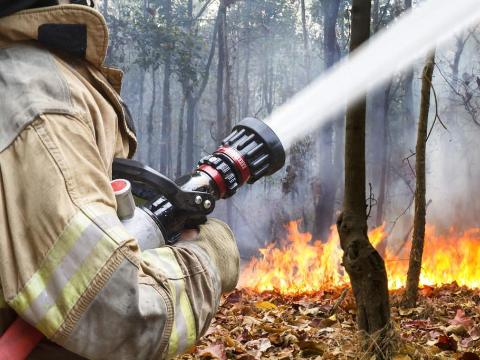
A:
<box><xmin>427</xmin><ymin>59</ymin><xmax>480</xmax><ymax>231</ymax></box>
<box><xmin>230</xmin><ymin>34</ymin><xmax>480</xmax><ymax>256</ymax></box>
<box><xmin>110</xmin><ymin>0</ymin><xmax>480</xmax><ymax>257</ymax></box>
<box><xmin>370</xmin><ymin>35</ymin><xmax>480</xmax><ymax>248</ymax></box>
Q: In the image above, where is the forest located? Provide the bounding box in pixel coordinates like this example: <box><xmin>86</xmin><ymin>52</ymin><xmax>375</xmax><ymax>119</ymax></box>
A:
<box><xmin>102</xmin><ymin>0</ymin><xmax>480</xmax><ymax>358</ymax></box>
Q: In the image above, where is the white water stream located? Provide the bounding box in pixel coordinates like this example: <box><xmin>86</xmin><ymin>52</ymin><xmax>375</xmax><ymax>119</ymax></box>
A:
<box><xmin>266</xmin><ymin>0</ymin><xmax>480</xmax><ymax>149</ymax></box>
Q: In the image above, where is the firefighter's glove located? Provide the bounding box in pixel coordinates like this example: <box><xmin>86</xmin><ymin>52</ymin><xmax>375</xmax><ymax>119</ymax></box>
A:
<box><xmin>180</xmin><ymin>219</ymin><xmax>239</xmax><ymax>293</ymax></box>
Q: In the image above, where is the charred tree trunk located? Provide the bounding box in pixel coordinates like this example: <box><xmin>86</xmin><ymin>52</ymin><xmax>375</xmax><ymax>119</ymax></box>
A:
<box><xmin>404</xmin><ymin>52</ymin><xmax>436</xmax><ymax>307</ymax></box>
<box><xmin>160</xmin><ymin>0</ymin><xmax>173</xmax><ymax>176</ymax></box>
<box><xmin>337</xmin><ymin>0</ymin><xmax>390</xmax><ymax>355</ymax></box>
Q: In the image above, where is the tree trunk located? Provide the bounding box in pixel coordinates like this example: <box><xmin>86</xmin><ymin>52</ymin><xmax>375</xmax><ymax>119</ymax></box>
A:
<box><xmin>224</xmin><ymin>11</ymin><xmax>233</xmax><ymax>134</ymax></box>
<box><xmin>373</xmin><ymin>85</ymin><xmax>392</xmax><ymax>258</ymax></box>
<box><xmin>176</xmin><ymin>97</ymin><xmax>186</xmax><ymax>178</ymax></box>
<box><xmin>404</xmin><ymin>52</ymin><xmax>435</xmax><ymax>307</ymax></box>
<box><xmin>300</xmin><ymin>0</ymin><xmax>311</xmax><ymax>82</ymax></box>
<box><xmin>370</xmin><ymin>1</ymin><xmax>393</xmax><ymax>230</ymax></box>
<box><xmin>147</xmin><ymin>66</ymin><xmax>159</xmax><ymax>167</ymax></box>
<box><xmin>160</xmin><ymin>0</ymin><xmax>173</xmax><ymax>176</ymax></box>
<box><xmin>403</xmin><ymin>0</ymin><xmax>415</xmax><ymax>138</ymax></box>
<box><xmin>103</xmin><ymin>0</ymin><xmax>108</xmax><ymax>15</ymax></box>
<box><xmin>451</xmin><ymin>35</ymin><xmax>467</xmax><ymax>91</ymax></box>
<box><xmin>242</xmin><ymin>43</ymin><xmax>250</xmax><ymax>118</ymax></box>
<box><xmin>372</xmin><ymin>0</ymin><xmax>379</xmax><ymax>30</ymax></box>
<box><xmin>223</xmin><ymin>2</ymin><xmax>235</xmax><ymax>224</ymax></box>
<box><xmin>183</xmin><ymin>7</ymin><xmax>219</xmax><ymax>169</ymax></box>
<box><xmin>370</xmin><ymin>83</ymin><xmax>392</xmax><ymax>229</ymax></box>
<box><xmin>241</xmin><ymin>0</ymin><xmax>252</xmax><ymax>119</ymax></box>
<box><xmin>337</xmin><ymin>0</ymin><xmax>390</xmax><ymax>356</ymax></box>
<box><xmin>184</xmin><ymin>0</ymin><xmax>195</xmax><ymax>170</ymax></box>
<box><xmin>313</xmin><ymin>0</ymin><xmax>341</xmax><ymax>240</ymax></box>
<box><xmin>375</xmin><ymin>86</ymin><xmax>391</xmax><ymax>228</ymax></box>
<box><xmin>216</xmin><ymin>1</ymin><xmax>226</xmax><ymax>141</ymax></box>
<box><xmin>185</xmin><ymin>93</ymin><xmax>196</xmax><ymax>170</ymax></box>
<box><xmin>137</xmin><ymin>70</ymin><xmax>146</xmax><ymax>162</ymax></box>
<box><xmin>323</xmin><ymin>0</ymin><xmax>341</xmax><ymax>70</ymax></box>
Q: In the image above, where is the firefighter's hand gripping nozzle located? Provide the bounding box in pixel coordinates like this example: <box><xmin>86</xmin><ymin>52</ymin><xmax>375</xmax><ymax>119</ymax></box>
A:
<box><xmin>112</xmin><ymin>118</ymin><xmax>286</xmax><ymax>245</ymax></box>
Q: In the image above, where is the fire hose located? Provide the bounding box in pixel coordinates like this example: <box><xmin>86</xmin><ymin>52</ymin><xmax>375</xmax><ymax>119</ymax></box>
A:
<box><xmin>0</xmin><ymin>117</ymin><xmax>286</xmax><ymax>359</ymax></box>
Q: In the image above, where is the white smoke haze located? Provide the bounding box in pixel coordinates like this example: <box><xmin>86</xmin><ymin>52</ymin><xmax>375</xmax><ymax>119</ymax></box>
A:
<box><xmin>108</xmin><ymin>0</ymin><xmax>480</xmax><ymax>257</ymax></box>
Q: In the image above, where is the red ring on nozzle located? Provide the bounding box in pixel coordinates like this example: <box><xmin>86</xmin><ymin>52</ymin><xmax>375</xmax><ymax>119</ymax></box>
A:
<box><xmin>198</xmin><ymin>164</ymin><xmax>227</xmax><ymax>198</ymax></box>
<box><xmin>215</xmin><ymin>146</ymin><xmax>251</xmax><ymax>184</ymax></box>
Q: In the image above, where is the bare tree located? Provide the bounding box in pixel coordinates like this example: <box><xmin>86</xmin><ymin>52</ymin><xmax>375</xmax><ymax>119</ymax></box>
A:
<box><xmin>404</xmin><ymin>51</ymin><xmax>436</xmax><ymax>307</ymax></box>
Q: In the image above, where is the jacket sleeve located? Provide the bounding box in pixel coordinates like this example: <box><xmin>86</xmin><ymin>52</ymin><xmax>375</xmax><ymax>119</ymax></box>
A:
<box><xmin>0</xmin><ymin>113</ymin><xmax>238</xmax><ymax>360</ymax></box>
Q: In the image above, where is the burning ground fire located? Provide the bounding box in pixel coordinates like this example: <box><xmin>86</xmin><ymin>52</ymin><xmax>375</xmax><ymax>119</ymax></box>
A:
<box><xmin>240</xmin><ymin>221</ymin><xmax>480</xmax><ymax>294</ymax></box>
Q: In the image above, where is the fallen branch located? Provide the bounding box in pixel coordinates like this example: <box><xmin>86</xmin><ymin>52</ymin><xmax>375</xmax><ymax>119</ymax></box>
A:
<box><xmin>328</xmin><ymin>288</ymin><xmax>349</xmax><ymax>317</ymax></box>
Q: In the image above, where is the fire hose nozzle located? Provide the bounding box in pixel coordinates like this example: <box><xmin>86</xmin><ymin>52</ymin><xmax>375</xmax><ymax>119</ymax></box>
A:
<box><xmin>197</xmin><ymin>117</ymin><xmax>286</xmax><ymax>198</ymax></box>
<box><xmin>113</xmin><ymin>117</ymin><xmax>286</xmax><ymax>243</ymax></box>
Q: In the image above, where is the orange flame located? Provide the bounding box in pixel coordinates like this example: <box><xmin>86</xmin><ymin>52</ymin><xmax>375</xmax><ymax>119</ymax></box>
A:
<box><xmin>240</xmin><ymin>221</ymin><xmax>480</xmax><ymax>294</ymax></box>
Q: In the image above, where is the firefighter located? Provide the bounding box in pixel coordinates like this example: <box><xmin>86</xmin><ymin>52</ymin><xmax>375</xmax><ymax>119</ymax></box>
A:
<box><xmin>0</xmin><ymin>1</ymin><xmax>240</xmax><ymax>359</ymax></box>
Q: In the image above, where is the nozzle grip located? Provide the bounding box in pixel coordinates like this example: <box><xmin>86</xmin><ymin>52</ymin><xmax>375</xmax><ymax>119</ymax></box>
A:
<box><xmin>112</xmin><ymin>158</ymin><xmax>215</xmax><ymax>215</ymax></box>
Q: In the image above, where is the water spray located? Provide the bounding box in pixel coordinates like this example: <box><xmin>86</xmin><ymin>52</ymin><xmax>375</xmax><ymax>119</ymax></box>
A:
<box><xmin>267</xmin><ymin>0</ymin><xmax>480</xmax><ymax>149</ymax></box>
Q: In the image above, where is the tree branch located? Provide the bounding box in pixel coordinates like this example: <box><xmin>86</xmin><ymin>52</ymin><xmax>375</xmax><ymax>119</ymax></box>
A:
<box><xmin>193</xmin><ymin>0</ymin><xmax>215</xmax><ymax>21</ymax></box>
<box><xmin>193</xmin><ymin>9</ymin><xmax>220</xmax><ymax>104</ymax></box>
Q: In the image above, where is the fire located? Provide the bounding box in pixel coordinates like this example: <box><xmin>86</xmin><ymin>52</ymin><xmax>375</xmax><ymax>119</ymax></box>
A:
<box><xmin>240</xmin><ymin>221</ymin><xmax>480</xmax><ymax>294</ymax></box>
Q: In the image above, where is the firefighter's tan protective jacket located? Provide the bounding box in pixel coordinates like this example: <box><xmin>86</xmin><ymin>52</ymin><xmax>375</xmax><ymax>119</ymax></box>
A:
<box><xmin>0</xmin><ymin>4</ymin><xmax>240</xmax><ymax>360</ymax></box>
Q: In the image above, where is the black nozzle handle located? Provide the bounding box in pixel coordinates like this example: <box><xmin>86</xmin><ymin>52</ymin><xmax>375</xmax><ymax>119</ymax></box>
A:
<box><xmin>112</xmin><ymin>158</ymin><xmax>215</xmax><ymax>215</ymax></box>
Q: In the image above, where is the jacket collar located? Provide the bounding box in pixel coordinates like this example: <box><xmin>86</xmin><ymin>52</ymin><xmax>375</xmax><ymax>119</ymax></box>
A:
<box><xmin>0</xmin><ymin>4</ymin><xmax>109</xmax><ymax>68</ymax></box>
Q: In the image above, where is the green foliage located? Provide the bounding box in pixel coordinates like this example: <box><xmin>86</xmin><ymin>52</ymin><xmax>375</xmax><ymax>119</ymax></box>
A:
<box><xmin>105</xmin><ymin>0</ymin><xmax>208</xmax><ymax>87</ymax></box>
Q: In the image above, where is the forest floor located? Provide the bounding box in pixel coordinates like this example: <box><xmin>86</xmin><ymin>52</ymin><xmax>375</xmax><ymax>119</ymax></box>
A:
<box><xmin>176</xmin><ymin>284</ymin><xmax>480</xmax><ymax>359</ymax></box>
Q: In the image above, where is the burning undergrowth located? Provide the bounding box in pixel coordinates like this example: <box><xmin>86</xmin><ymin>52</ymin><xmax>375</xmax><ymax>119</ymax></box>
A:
<box><xmin>174</xmin><ymin>222</ymin><xmax>480</xmax><ymax>359</ymax></box>
<box><xmin>240</xmin><ymin>221</ymin><xmax>480</xmax><ymax>294</ymax></box>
